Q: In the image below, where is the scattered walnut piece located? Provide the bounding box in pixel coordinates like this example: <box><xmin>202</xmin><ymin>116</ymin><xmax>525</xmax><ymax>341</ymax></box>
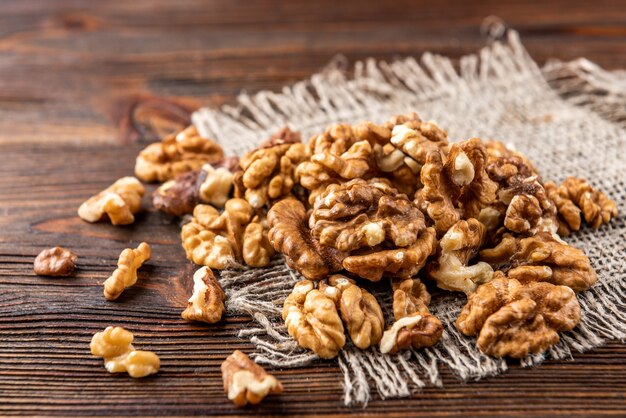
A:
<box><xmin>426</xmin><ymin>219</ymin><xmax>494</xmax><ymax>295</ymax></box>
<box><xmin>103</xmin><ymin>242</ymin><xmax>151</xmax><ymax>300</ymax></box>
<box><xmin>34</xmin><ymin>247</ymin><xmax>77</xmax><ymax>277</ymax></box>
<box><xmin>310</xmin><ymin>178</ymin><xmax>436</xmax><ymax>281</ymax></box>
<box><xmin>267</xmin><ymin>199</ymin><xmax>343</xmax><ymax>280</ymax></box>
<box><xmin>481</xmin><ymin>232</ymin><xmax>596</xmax><ymax>292</ymax></box>
<box><xmin>282</xmin><ymin>280</ymin><xmax>345</xmax><ymax>359</ymax></box>
<box><xmin>78</xmin><ymin>177</ymin><xmax>145</xmax><ymax>225</ymax></box>
<box><xmin>181</xmin><ymin>267</ymin><xmax>226</xmax><ymax>324</ymax></box>
<box><xmin>235</xmin><ymin>128</ymin><xmax>308</xmax><ymax>209</ymax></box>
<box><xmin>181</xmin><ymin>199</ymin><xmax>273</xmax><ymax>269</ymax></box>
<box><xmin>380</xmin><ymin>277</ymin><xmax>443</xmax><ymax>354</ymax></box>
<box><xmin>545</xmin><ymin>177</ymin><xmax>617</xmax><ymax>235</ymax></box>
<box><xmin>90</xmin><ymin>326</ymin><xmax>160</xmax><ymax>378</ymax></box>
<box><xmin>456</xmin><ymin>272</ymin><xmax>580</xmax><ymax>358</ymax></box>
<box><xmin>221</xmin><ymin>350</ymin><xmax>283</xmax><ymax>407</ymax></box>
<box><xmin>153</xmin><ymin>169</ymin><xmax>202</xmax><ymax>217</ymax></box>
<box><xmin>319</xmin><ymin>275</ymin><xmax>384</xmax><ymax>350</ymax></box>
<box><xmin>134</xmin><ymin>125</ymin><xmax>224</xmax><ymax>183</ymax></box>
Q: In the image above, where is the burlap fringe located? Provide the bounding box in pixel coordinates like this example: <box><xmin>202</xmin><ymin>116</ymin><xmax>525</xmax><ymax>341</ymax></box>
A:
<box><xmin>194</xmin><ymin>31</ymin><xmax>626</xmax><ymax>406</ymax></box>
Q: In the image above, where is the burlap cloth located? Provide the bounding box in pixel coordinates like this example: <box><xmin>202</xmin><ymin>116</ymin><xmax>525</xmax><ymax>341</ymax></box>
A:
<box><xmin>192</xmin><ymin>31</ymin><xmax>626</xmax><ymax>405</ymax></box>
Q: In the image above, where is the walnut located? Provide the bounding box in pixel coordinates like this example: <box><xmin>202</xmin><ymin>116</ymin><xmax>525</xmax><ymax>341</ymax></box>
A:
<box><xmin>391</xmin><ymin>278</ymin><xmax>431</xmax><ymax>320</ymax></box>
<box><xmin>103</xmin><ymin>242</ymin><xmax>151</xmax><ymax>300</ymax></box>
<box><xmin>380</xmin><ymin>277</ymin><xmax>443</xmax><ymax>354</ymax></box>
<box><xmin>310</xmin><ymin>178</ymin><xmax>436</xmax><ymax>281</ymax></box>
<box><xmin>282</xmin><ymin>280</ymin><xmax>345</xmax><ymax>359</ymax></box>
<box><xmin>456</xmin><ymin>272</ymin><xmax>580</xmax><ymax>358</ymax></box>
<box><xmin>90</xmin><ymin>326</ymin><xmax>160</xmax><ymax>378</ymax></box>
<box><xmin>181</xmin><ymin>267</ymin><xmax>226</xmax><ymax>323</ymax></box>
<box><xmin>33</xmin><ymin>247</ymin><xmax>77</xmax><ymax>277</ymax></box>
<box><xmin>318</xmin><ymin>275</ymin><xmax>384</xmax><ymax>350</ymax></box>
<box><xmin>236</xmin><ymin>130</ymin><xmax>308</xmax><ymax>209</ymax></box>
<box><xmin>198</xmin><ymin>163</ymin><xmax>235</xmax><ymax>207</ymax></box>
<box><xmin>499</xmin><ymin>176</ymin><xmax>558</xmax><ymax>235</ymax></box>
<box><xmin>78</xmin><ymin>176</ymin><xmax>144</xmax><ymax>225</ymax></box>
<box><xmin>545</xmin><ymin>177</ymin><xmax>617</xmax><ymax>235</ymax></box>
<box><xmin>481</xmin><ymin>232</ymin><xmax>596</xmax><ymax>292</ymax></box>
<box><xmin>153</xmin><ymin>169</ymin><xmax>202</xmax><ymax>217</ymax></box>
<box><xmin>221</xmin><ymin>350</ymin><xmax>283</xmax><ymax>407</ymax></box>
<box><xmin>296</xmin><ymin>124</ymin><xmax>376</xmax><ymax>201</ymax></box>
<box><xmin>416</xmin><ymin>139</ymin><xmax>498</xmax><ymax>233</ymax></box>
<box><xmin>267</xmin><ymin>199</ymin><xmax>343</xmax><ymax>280</ymax></box>
<box><xmin>181</xmin><ymin>199</ymin><xmax>273</xmax><ymax>269</ymax></box>
<box><xmin>134</xmin><ymin>125</ymin><xmax>224</xmax><ymax>183</ymax></box>
<box><xmin>484</xmin><ymin>140</ymin><xmax>537</xmax><ymax>174</ymax></box>
<box><xmin>426</xmin><ymin>219</ymin><xmax>494</xmax><ymax>295</ymax></box>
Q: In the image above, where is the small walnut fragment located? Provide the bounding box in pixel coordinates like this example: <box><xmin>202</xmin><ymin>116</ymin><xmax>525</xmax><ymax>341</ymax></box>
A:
<box><xmin>545</xmin><ymin>177</ymin><xmax>617</xmax><ymax>235</ymax></box>
<box><xmin>90</xmin><ymin>326</ymin><xmax>160</xmax><ymax>378</ymax></box>
<box><xmin>221</xmin><ymin>350</ymin><xmax>283</xmax><ymax>407</ymax></box>
<box><xmin>236</xmin><ymin>128</ymin><xmax>307</xmax><ymax>209</ymax></box>
<box><xmin>181</xmin><ymin>199</ymin><xmax>273</xmax><ymax>269</ymax></box>
<box><xmin>181</xmin><ymin>267</ymin><xmax>226</xmax><ymax>324</ymax></box>
<box><xmin>198</xmin><ymin>163</ymin><xmax>236</xmax><ymax>207</ymax></box>
<box><xmin>103</xmin><ymin>242</ymin><xmax>151</xmax><ymax>300</ymax></box>
<box><xmin>379</xmin><ymin>278</ymin><xmax>443</xmax><ymax>354</ymax></box>
<box><xmin>456</xmin><ymin>272</ymin><xmax>580</xmax><ymax>358</ymax></box>
<box><xmin>426</xmin><ymin>219</ymin><xmax>494</xmax><ymax>295</ymax></box>
<box><xmin>267</xmin><ymin>199</ymin><xmax>343</xmax><ymax>280</ymax></box>
<box><xmin>310</xmin><ymin>178</ymin><xmax>436</xmax><ymax>281</ymax></box>
<box><xmin>481</xmin><ymin>232</ymin><xmax>596</xmax><ymax>292</ymax></box>
<box><xmin>282</xmin><ymin>280</ymin><xmax>345</xmax><ymax>359</ymax></box>
<box><xmin>135</xmin><ymin>125</ymin><xmax>224</xmax><ymax>183</ymax></box>
<box><xmin>319</xmin><ymin>275</ymin><xmax>384</xmax><ymax>350</ymax></box>
<box><xmin>34</xmin><ymin>247</ymin><xmax>77</xmax><ymax>277</ymax></box>
<box><xmin>78</xmin><ymin>177</ymin><xmax>145</xmax><ymax>225</ymax></box>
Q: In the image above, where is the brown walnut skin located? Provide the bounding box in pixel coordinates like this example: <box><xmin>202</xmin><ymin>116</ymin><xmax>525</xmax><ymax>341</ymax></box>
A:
<box><xmin>34</xmin><ymin>247</ymin><xmax>77</xmax><ymax>277</ymax></box>
<box><xmin>456</xmin><ymin>272</ymin><xmax>580</xmax><ymax>358</ymax></box>
<box><xmin>267</xmin><ymin>199</ymin><xmax>343</xmax><ymax>280</ymax></box>
<box><xmin>153</xmin><ymin>169</ymin><xmax>201</xmax><ymax>216</ymax></box>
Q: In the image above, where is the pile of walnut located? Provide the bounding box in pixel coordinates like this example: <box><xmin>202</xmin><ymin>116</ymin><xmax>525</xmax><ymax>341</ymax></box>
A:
<box><xmin>146</xmin><ymin>113</ymin><xmax>617</xmax><ymax>362</ymax></box>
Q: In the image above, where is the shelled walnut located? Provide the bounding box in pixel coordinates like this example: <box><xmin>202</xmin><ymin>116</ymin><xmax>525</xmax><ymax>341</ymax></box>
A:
<box><xmin>78</xmin><ymin>176</ymin><xmax>144</xmax><ymax>225</ymax></box>
<box><xmin>319</xmin><ymin>275</ymin><xmax>384</xmax><ymax>350</ymax></box>
<box><xmin>379</xmin><ymin>277</ymin><xmax>443</xmax><ymax>354</ymax></box>
<box><xmin>33</xmin><ymin>246</ymin><xmax>77</xmax><ymax>277</ymax></box>
<box><xmin>282</xmin><ymin>280</ymin><xmax>345</xmax><ymax>359</ymax></box>
<box><xmin>426</xmin><ymin>219</ymin><xmax>493</xmax><ymax>295</ymax></box>
<box><xmin>103</xmin><ymin>242</ymin><xmax>151</xmax><ymax>300</ymax></box>
<box><xmin>310</xmin><ymin>178</ymin><xmax>436</xmax><ymax>281</ymax></box>
<box><xmin>153</xmin><ymin>160</ymin><xmax>237</xmax><ymax>216</ymax></box>
<box><xmin>545</xmin><ymin>177</ymin><xmax>617</xmax><ymax>235</ymax></box>
<box><xmin>181</xmin><ymin>199</ymin><xmax>273</xmax><ymax>269</ymax></box>
<box><xmin>235</xmin><ymin>128</ymin><xmax>308</xmax><ymax>209</ymax></box>
<box><xmin>416</xmin><ymin>139</ymin><xmax>498</xmax><ymax>234</ymax></box>
<box><xmin>267</xmin><ymin>198</ymin><xmax>344</xmax><ymax>280</ymax></box>
<box><xmin>456</xmin><ymin>272</ymin><xmax>580</xmax><ymax>358</ymax></box>
<box><xmin>481</xmin><ymin>232</ymin><xmax>596</xmax><ymax>292</ymax></box>
<box><xmin>181</xmin><ymin>267</ymin><xmax>226</xmax><ymax>324</ymax></box>
<box><xmin>221</xmin><ymin>350</ymin><xmax>283</xmax><ymax>407</ymax></box>
<box><xmin>135</xmin><ymin>125</ymin><xmax>224</xmax><ymax>183</ymax></box>
<box><xmin>90</xmin><ymin>326</ymin><xmax>160</xmax><ymax>378</ymax></box>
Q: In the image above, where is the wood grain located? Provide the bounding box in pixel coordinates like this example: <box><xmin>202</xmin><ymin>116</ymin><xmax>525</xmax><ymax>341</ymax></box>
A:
<box><xmin>1</xmin><ymin>1</ymin><xmax>626</xmax><ymax>416</ymax></box>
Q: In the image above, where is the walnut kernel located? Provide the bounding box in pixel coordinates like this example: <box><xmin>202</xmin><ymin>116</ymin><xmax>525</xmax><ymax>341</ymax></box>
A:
<box><xmin>181</xmin><ymin>267</ymin><xmax>226</xmax><ymax>324</ymax></box>
<box><xmin>34</xmin><ymin>247</ymin><xmax>77</xmax><ymax>277</ymax></box>
<box><xmin>103</xmin><ymin>242</ymin><xmax>151</xmax><ymax>300</ymax></box>
<box><xmin>221</xmin><ymin>350</ymin><xmax>283</xmax><ymax>407</ymax></box>
<box><xmin>78</xmin><ymin>177</ymin><xmax>144</xmax><ymax>225</ymax></box>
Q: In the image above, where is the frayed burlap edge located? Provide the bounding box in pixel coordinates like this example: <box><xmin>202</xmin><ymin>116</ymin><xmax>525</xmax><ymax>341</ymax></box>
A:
<box><xmin>192</xmin><ymin>31</ymin><xmax>626</xmax><ymax>406</ymax></box>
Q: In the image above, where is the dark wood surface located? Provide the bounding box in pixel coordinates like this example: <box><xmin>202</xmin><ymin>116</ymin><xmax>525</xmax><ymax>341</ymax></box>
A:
<box><xmin>1</xmin><ymin>1</ymin><xmax>625</xmax><ymax>416</ymax></box>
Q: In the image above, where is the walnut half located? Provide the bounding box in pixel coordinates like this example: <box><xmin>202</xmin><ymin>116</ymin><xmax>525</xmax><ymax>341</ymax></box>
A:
<box><xmin>456</xmin><ymin>272</ymin><xmax>580</xmax><ymax>358</ymax></box>
<box><xmin>221</xmin><ymin>350</ymin><xmax>283</xmax><ymax>407</ymax></box>
<box><xmin>34</xmin><ymin>247</ymin><xmax>77</xmax><ymax>277</ymax></box>
<box><xmin>90</xmin><ymin>326</ymin><xmax>160</xmax><ymax>378</ymax></box>
<box><xmin>181</xmin><ymin>267</ymin><xmax>226</xmax><ymax>324</ymax></box>
<box><xmin>78</xmin><ymin>177</ymin><xmax>145</xmax><ymax>225</ymax></box>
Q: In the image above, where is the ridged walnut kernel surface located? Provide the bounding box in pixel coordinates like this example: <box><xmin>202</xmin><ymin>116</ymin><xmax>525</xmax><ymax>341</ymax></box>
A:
<box><xmin>78</xmin><ymin>176</ymin><xmax>145</xmax><ymax>225</ymax></box>
<box><xmin>33</xmin><ymin>246</ymin><xmax>77</xmax><ymax>277</ymax></box>
<box><xmin>282</xmin><ymin>280</ymin><xmax>345</xmax><ymax>359</ymax></box>
<box><xmin>90</xmin><ymin>326</ymin><xmax>160</xmax><ymax>378</ymax></box>
<box><xmin>181</xmin><ymin>267</ymin><xmax>226</xmax><ymax>324</ymax></box>
<box><xmin>103</xmin><ymin>242</ymin><xmax>151</xmax><ymax>300</ymax></box>
<box><xmin>221</xmin><ymin>350</ymin><xmax>283</xmax><ymax>407</ymax></box>
<box><xmin>456</xmin><ymin>272</ymin><xmax>580</xmax><ymax>358</ymax></box>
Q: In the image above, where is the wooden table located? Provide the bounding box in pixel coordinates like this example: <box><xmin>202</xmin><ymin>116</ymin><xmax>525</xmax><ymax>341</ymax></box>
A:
<box><xmin>1</xmin><ymin>1</ymin><xmax>625</xmax><ymax>416</ymax></box>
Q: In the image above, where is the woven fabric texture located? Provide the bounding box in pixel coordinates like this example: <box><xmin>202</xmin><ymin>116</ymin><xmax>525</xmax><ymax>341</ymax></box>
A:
<box><xmin>192</xmin><ymin>31</ymin><xmax>626</xmax><ymax>405</ymax></box>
